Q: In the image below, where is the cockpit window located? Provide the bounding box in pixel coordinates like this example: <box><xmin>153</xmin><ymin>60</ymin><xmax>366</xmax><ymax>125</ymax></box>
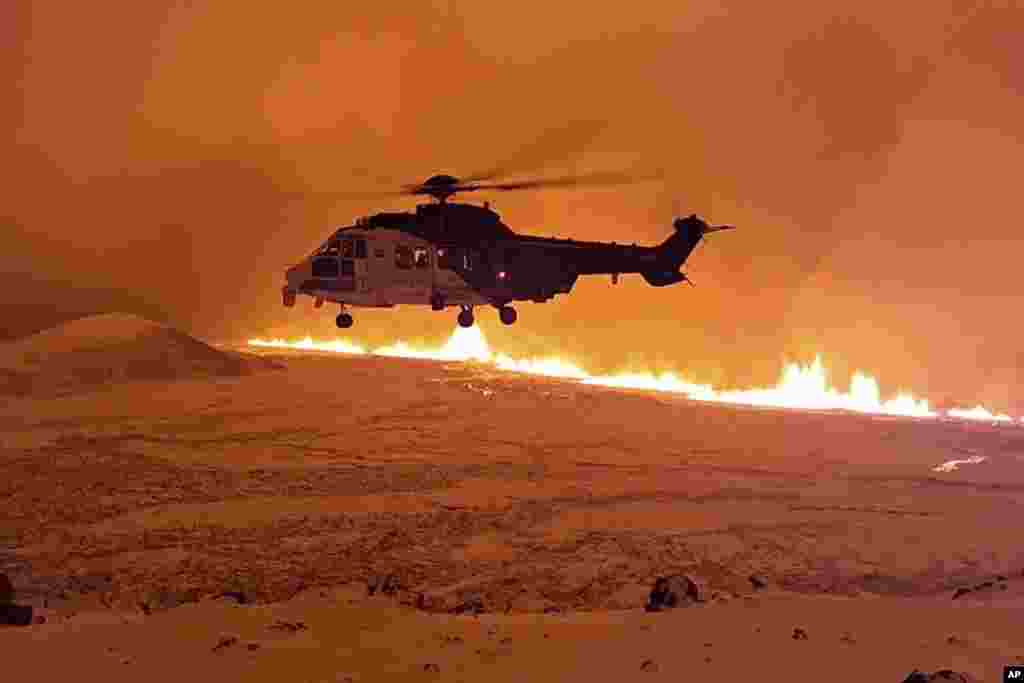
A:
<box><xmin>325</xmin><ymin>240</ymin><xmax>340</xmax><ymax>256</ymax></box>
<box><xmin>414</xmin><ymin>248</ymin><xmax>429</xmax><ymax>269</ymax></box>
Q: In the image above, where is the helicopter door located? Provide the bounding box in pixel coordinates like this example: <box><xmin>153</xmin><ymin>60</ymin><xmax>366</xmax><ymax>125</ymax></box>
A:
<box><xmin>333</xmin><ymin>238</ymin><xmax>356</xmax><ymax>292</ymax></box>
<box><xmin>353</xmin><ymin>237</ymin><xmax>369</xmax><ymax>292</ymax></box>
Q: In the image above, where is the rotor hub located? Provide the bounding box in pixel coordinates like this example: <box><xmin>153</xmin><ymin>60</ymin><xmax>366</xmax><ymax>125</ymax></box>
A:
<box><xmin>417</xmin><ymin>174</ymin><xmax>461</xmax><ymax>202</ymax></box>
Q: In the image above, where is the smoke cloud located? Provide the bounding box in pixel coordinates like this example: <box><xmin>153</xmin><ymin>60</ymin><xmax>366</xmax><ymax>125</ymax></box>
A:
<box><xmin>4</xmin><ymin>0</ymin><xmax>1022</xmax><ymax>410</ymax></box>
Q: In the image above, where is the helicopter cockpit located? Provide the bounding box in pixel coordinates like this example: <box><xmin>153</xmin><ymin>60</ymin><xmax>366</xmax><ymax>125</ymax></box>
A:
<box><xmin>313</xmin><ymin>231</ymin><xmax>367</xmax><ymax>257</ymax></box>
<box><xmin>308</xmin><ymin>232</ymin><xmax>369</xmax><ymax>280</ymax></box>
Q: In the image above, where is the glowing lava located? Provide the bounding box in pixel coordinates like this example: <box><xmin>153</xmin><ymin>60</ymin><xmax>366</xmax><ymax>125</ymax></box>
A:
<box><xmin>947</xmin><ymin>406</ymin><xmax>1014</xmax><ymax>423</ymax></box>
<box><xmin>247</xmin><ymin>326</ymin><xmax>1017</xmax><ymax>424</ymax></box>
<box><xmin>249</xmin><ymin>336</ymin><xmax>366</xmax><ymax>354</ymax></box>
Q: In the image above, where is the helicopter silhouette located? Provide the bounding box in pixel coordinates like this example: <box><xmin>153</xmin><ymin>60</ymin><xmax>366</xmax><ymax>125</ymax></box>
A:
<box><xmin>282</xmin><ymin>171</ymin><xmax>734</xmax><ymax>329</ymax></box>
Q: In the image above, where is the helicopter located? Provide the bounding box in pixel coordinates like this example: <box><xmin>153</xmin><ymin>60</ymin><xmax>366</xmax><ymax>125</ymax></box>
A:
<box><xmin>282</xmin><ymin>172</ymin><xmax>734</xmax><ymax>329</ymax></box>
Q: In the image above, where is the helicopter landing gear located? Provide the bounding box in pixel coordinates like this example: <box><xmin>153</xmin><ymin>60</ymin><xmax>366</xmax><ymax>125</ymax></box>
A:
<box><xmin>498</xmin><ymin>305</ymin><xmax>517</xmax><ymax>325</ymax></box>
<box><xmin>282</xmin><ymin>288</ymin><xmax>296</xmax><ymax>308</ymax></box>
<box><xmin>336</xmin><ymin>312</ymin><xmax>353</xmax><ymax>329</ymax></box>
<box><xmin>430</xmin><ymin>292</ymin><xmax>446</xmax><ymax>311</ymax></box>
<box><xmin>457</xmin><ymin>306</ymin><xmax>474</xmax><ymax>328</ymax></box>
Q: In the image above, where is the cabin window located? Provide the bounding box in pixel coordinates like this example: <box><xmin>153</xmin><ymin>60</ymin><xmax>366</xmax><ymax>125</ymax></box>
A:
<box><xmin>341</xmin><ymin>239</ymin><xmax>354</xmax><ymax>258</ymax></box>
<box><xmin>374</xmin><ymin>247</ymin><xmax>386</xmax><ymax>258</ymax></box>
<box><xmin>414</xmin><ymin>247</ymin><xmax>430</xmax><ymax>269</ymax></box>
<box><xmin>325</xmin><ymin>240</ymin><xmax>340</xmax><ymax>256</ymax></box>
<box><xmin>395</xmin><ymin>245</ymin><xmax>414</xmax><ymax>269</ymax></box>
<box><xmin>355</xmin><ymin>239</ymin><xmax>367</xmax><ymax>259</ymax></box>
<box><xmin>312</xmin><ymin>257</ymin><xmax>339</xmax><ymax>278</ymax></box>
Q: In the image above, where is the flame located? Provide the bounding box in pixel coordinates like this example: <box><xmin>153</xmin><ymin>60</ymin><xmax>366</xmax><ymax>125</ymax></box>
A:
<box><xmin>932</xmin><ymin>455</ymin><xmax>987</xmax><ymax>473</ymax></box>
<box><xmin>376</xmin><ymin>326</ymin><xmax>492</xmax><ymax>362</ymax></box>
<box><xmin>248</xmin><ymin>336</ymin><xmax>366</xmax><ymax>354</ymax></box>
<box><xmin>947</xmin><ymin>406</ymin><xmax>1014</xmax><ymax>423</ymax></box>
<box><xmin>247</xmin><ymin>326</ymin><xmax>1018</xmax><ymax>424</ymax></box>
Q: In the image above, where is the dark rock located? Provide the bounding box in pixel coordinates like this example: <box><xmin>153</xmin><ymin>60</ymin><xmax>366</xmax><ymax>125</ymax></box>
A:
<box><xmin>640</xmin><ymin>659</ymin><xmax>658</xmax><ymax>672</ymax></box>
<box><xmin>423</xmin><ymin>663</ymin><xmax>440</xmax><ymax>673</ymax></box>
<box><xmin>268</xmin><ymin>620</ymin><xmax>308</xmax><ymax>633</ymax></box>
<box><xmin>453</xmin><ymin>594</ymin><xmax>485</xmax><ymax>615</ymax></box>
<box><xmin>214</xmin><ymin>591</ymin><xmax>249</xmax><ymax>605</ymax></box>
<box><xmin>951</xmin><ymin>587</ymin><xmax>971</xmax><ymax>600</ymax></box>
<box><xmin>212</xmin><ymin>635</ymin><xmax>239</xmax><ymax>653</ymax></box>
<box><xmin>928</xmin><ymin>670</ymin><xmax>975</xmax><ymax>682</ymax></box>
<box><xmin>996</xmin><ymin>575</ymin><xmax>1008</xmax><ymax>582</ymax></box>
<box><xmin>903</xmin><ymin>670</ymin><xmax>975</xmax><ymax>682</ymax></box>
<box><xmin>749</xmin><ymin>574</ymin><xmax>768</xmax><ymax>590</ymax></box>
<box><xmin>542</xmin><ymin>605</ymin><xmax>563</xmax><ymax>615</ymax></box>
<box><xmin>0</xmin><ymin>574</ymin><xmax>13</xmax><ymax>604</ymax></box>
<box><xmin>67</xmin><ymin>573</ymin><xmax>113</xmax><ymax>594</ymax></box>
<box><xmin>646</xmin><ymin>575</ymin><xmax>702</xmax><ymax>612</ymax></box>
<box><xmin>0</xmin><ymin>603</ymin><xmax>33</xmax><ymax>626</ymax></box>
<box><xmin>792</xmin><ymin>627</ymin><xmax>809</xmax><ymax>641</ymax></box>
<box><xmin>840</xmin><ymin>633</ymin><xmax>856</xmax><ymax>645</ymax></box>
<box><xmin>975</xmin><ymin>581</ymin><xmax>994</xmax><ymax>590</ymax></box>
<box><xmin>246</xmin><ymin>643</ymin><xmax>261</xmax><ymax>651</ymax></box>
<box><xmin>139</xmin><ymin>588</ymin><xmax>196</xmax><ymax>615</ymax></box>
<box><xmin>946</xmin><ymin>635</ymin><xmax>968</xmax><ymax>646</ymax></box>
<box><xmin>414</xmin><ymin>592</ymin><xmax>450</xmax><ymax>612</ymax></box>
<box><xmin>367</xmin><ymin>574</ymin><xmax>402</xmax><ymax>597</ymax></box>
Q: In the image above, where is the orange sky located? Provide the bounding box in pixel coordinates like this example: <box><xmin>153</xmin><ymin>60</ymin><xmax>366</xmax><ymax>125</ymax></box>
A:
<box><xmin>4</xmin><ymin>0</ymin><xmax>1023</xmax><ymax>411</ymax></box>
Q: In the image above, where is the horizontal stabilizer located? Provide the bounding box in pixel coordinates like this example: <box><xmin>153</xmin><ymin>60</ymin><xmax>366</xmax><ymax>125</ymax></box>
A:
<box><xmin>641</xmin><ymin>270</ymin><xmax>687</xmax><ymax>287</ymax></box>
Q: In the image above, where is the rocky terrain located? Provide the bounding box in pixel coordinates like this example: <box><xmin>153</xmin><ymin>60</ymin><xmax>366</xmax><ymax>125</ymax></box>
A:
<box><xmin>1</xmin><ymin>316</ymin><xmax>1022</xmax><ymax>681</ymax></box>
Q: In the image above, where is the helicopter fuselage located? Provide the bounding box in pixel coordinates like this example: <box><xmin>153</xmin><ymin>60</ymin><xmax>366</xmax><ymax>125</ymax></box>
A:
<box><xmin>283</xmin><ymin>201</ymin><xmax>723</xmax><ymax>328</ymax></box>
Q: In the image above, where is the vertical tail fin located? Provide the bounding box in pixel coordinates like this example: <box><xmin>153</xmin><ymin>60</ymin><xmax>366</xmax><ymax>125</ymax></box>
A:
<box><xmin>642</xmin><ymin>215</ymin><xmax>734</xmax><ymax>287</ymax></box>
<box><xmin>659</xmin><ymin>214</ymin><xmax>733</xmax><ymax>267</ymax></box>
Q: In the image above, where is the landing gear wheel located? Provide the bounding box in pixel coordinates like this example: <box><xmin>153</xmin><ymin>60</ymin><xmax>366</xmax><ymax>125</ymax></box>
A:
<box><xmin>457</xmin><ymin>309</ymin><xmax>474</xmax><ymax>328</ymax></box>
<box><xmin>336</xmin><ymin>313</ymin><xmax>353</xmax><ymax>329</ymax></box>
<box><xmin>498</xmin><ymin>305</ymin><xmax>517</xmax><ymax>325</ymax></box>
<box><xmin>430</xmin><ymin>293</ymin><xmax>446</xmax><ymax>311</ymax></box>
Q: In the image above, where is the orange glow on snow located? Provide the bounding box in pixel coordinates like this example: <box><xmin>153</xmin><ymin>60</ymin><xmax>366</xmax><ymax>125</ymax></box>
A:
<box><xmin>248</xmin><ymin>326</ymin><xmax>1018</xmax><ymax>424</ymax></box>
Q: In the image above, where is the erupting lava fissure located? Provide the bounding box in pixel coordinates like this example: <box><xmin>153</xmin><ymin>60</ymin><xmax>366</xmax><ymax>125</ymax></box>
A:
<box><xmin>248</xmin><ymin>326</ymin><xmax>1020</xmax><ymax>425</ymax></box>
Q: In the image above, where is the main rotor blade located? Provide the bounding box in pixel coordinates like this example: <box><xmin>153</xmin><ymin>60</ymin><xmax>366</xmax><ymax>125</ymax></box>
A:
<box><xmin>461</xmin><ymin>169</ymin><xmax>664</xmax><ymax>192</ymax></box>
<box><xmin>279</xmin><ymin>189</ymin><xmax>407</xmax><ymax>202</ymax></box>
<box><xmin>460</xmin><ymin>120</ymin><xmax>610</xmax><ymax>183</ymax></box>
